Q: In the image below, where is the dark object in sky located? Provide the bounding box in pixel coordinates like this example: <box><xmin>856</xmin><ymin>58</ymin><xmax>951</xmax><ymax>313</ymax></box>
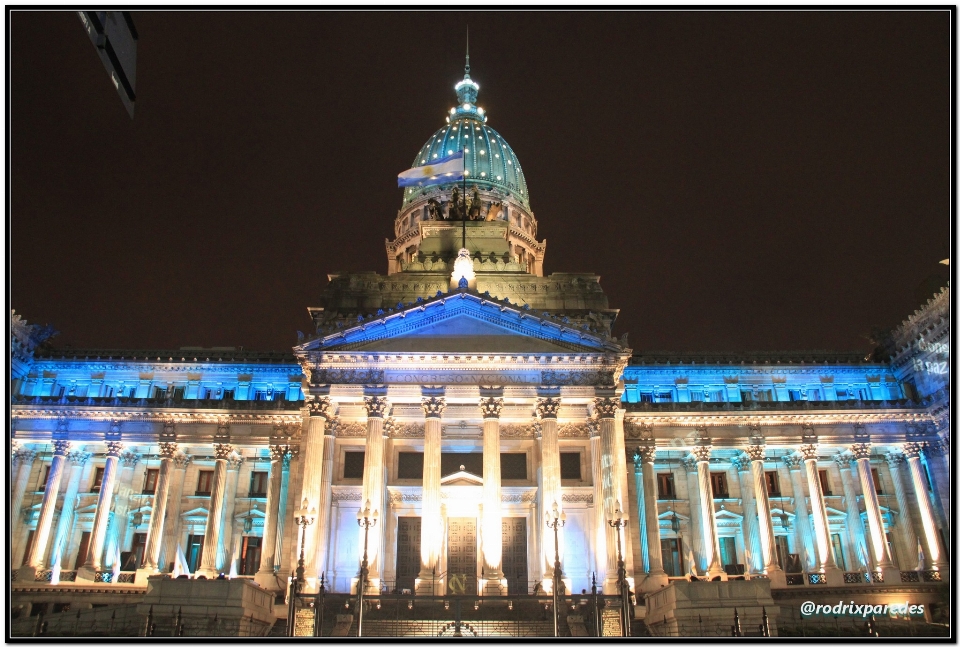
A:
<box><xmin>77</xmin><ymin>11</ymin><xmax>137</xmax><ymax>118</ymax></box>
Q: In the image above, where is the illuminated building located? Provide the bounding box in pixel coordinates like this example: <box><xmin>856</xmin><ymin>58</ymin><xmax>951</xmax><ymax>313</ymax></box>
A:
<box><xmin>9</xmin><ymin>62</ymin><xmax>950</xmax><ymax>637</ymax></box>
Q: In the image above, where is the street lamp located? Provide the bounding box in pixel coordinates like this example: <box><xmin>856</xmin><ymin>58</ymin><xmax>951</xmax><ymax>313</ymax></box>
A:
<box><xmin>545</xmin><ymin>501</ymin><xmax>566</xmax><ymax>637</ymax></box>
<box><xmin>287</xmin><ymin>499</ymin><xmax>316</xmax><ymax>637</ymax></box>
<box><xmin>607</xmin><ymin>503</ymin><xmax>631</xmax><ymax>637</ymax></box>
<box><xmin>356</xmin><ymin>499</ymin><xmax>379</xmax><ymax>638</ymax></box>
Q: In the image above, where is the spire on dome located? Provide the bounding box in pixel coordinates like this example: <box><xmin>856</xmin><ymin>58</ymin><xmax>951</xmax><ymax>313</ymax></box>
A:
<box><xmin>455</xmin><ymin>28</ymin><xmax>479</xmax><ymax>105</ymax></box>
<box><xmin>464</xmin><ymin>26</ymin><xmax>470</xmax><ymax>77</ymax></box>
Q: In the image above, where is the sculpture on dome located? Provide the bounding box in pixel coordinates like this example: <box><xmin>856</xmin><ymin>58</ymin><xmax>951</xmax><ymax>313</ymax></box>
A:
<box><xmin>427</xmin><ymin>198</ymin><xmax>445</xmax><ymax>221</ymax></box>
<box><xmin>450</xmin><ymin>187</ymin><xmax>465</xmax><ymax>220</ymax></box>
<box><xmin>485</xmin><ymin>202</ymin><xmax>502</xmax><ymax>221</ymax></box>
<box><xmin>468</xmin><ymin>187</ymin><xmax>482</xmax><ymax>220</ymax></box>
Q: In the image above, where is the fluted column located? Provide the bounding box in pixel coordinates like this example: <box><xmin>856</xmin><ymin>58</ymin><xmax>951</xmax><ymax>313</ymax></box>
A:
<box><xmin>255</xmin><ymin>443</ymin><xmax>286</xmax><ymax>586</ymax></box>
<box><xmin>594</xmin><ymin>398</ymin><xmax>622</xmax><ymax>591</ymax></box>
<box><xmin>834</xmin><ymin>453</ymin><xmax>868</xmax><ymax>570</ymax></box>
<box><xmin>682</xmin><ymin>455</ymin><xmax>705</xmax><ymax>575</ymax></box>
<box><xmin>11</xmin><ymin>448</ymin><xmax>38</xmax><ymax>569</ymax></box>
<box><xmin>798</xmin><ymin>445</ymin><xmax>838</xmax><ymax>571</ymax></box>
<box><xmin>274</xmin><ymin>449</ymin><xmax>295</xmax><ymax>577</ymax></box>
<box><xmin>537</xmin><ymin>397</ymin><xmax>562</xmax><ymax>587</ymax></box>
<box><xmin>417</xmin><ymin>396</ymin><xmax>445</xmax><ymax>593</ymax></box>
<box><xmin>20</xmin><ymin>440</ymin><xmax>71</xmax><ymax>578</ymax></box>
<box><xmin>479</xmin><ymin>397</ymin><xmax>505</xmax><ymax>593</ymax></box>
<box><xmin>850</xmin><ymin>442</ymin><xmax>893</xmax><ymax>570</ymax></box>
<box><xmin>197</xmin><ymin>442</ymin><xmax>232</xmax><ymax>577</ymax></box>
<box><xmin>745</xmin><ymin>445</ymin><xmax>782</xmax><ymax>581</ymax></box>
<box><xmin>588</xmin><ymin>418</ymin><xmax>605</xmax><ymax>583</ymax></box>
<box><xmin>79</xmin><ymin>441</ymin><xmax>123</xmax><ymax>578</ymax></box>
<box><xmin>902</xmin><ymin>443</ymin><xmax>947</xmax><ymax>571</ymax></box>
<box><xmin>158</xmin><ymin>453</ymin><xmax>191</xmax><ymax>572</ymax></box>
<box><xmin>783</xmin><ymin>454</ymin><xmax>816</xmax><ymax>571</ymax></box>
<box><xmin>50</xmin><ymin>450</ymin><xmax>91</xmax><ymax>575</ymax></box>
<box><xmin>885</xmin><ymin>452</ymin><xmax>918</xmax><ymax>570</ymax></box>
<box><xmin>300</xmin><ymin>398</ymin><xmax>331</xmax><ymax>592</ymax></box>
<box><xmin>632</xmin><ymin>451</ymin><xmax>649</xmax><ymax>575</ymax></box>
<box><xmin>105</xmin><ymin>451</ymin><xmax>140</xmax><ymax>570</ymax></box>
<box><xmin>733</xmin><ymin>454</ymin><xmax>763</xmax><ymax>574</ymax></box>
<box><xmin>219</xmin><ymin>454</ymin><xmax>244</xmax><ymax>573</ymax></box>
<box><xmin>362</xmin><ymin>396</ymin><xmax>389</xmax><ymax>589</ymax></box>
<box><xmin>314</xmin><ymin>430</ymin><xmax>336</xmax><ymax>581</ymax></box>
<box><xmin>638</xmin><ymin>446</ymin><xmax>667</xmax><ymax>590</ymax></box>
<box><xmin>142</xmin><ymin>442</ymin><xmax>177</xmax><ymax>571</ymax></box>
<box><xmin>692</xmin><ymin>445</ymin><xmax>725</xmax><ymax>578</ymax></box>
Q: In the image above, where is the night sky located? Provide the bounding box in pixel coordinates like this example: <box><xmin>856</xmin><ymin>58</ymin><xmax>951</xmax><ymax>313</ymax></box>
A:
<box><xmin>10</xmin><ymin>10</ymin><xmax>953</xmax><ymax>355</ymax></box>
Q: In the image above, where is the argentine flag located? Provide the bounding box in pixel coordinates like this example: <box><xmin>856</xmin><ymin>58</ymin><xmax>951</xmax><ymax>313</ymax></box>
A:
<box><xmin>398</xmin><ymin>150</ymin><xmax>464</xmax><ymax>188</ymax></box>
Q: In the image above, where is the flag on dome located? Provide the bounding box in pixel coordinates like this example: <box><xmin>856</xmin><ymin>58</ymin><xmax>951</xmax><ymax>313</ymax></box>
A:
<box><xmin>398</xmin><ymin>150</ymin><xmax>464</xmax><ymax>187</ymax></box>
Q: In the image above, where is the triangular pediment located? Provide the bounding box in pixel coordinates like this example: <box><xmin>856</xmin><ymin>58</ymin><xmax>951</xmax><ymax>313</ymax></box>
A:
<box><xmin>441</xmin><ymin>470</ymin><xmax>483</xmax><ymax>486</ymax></box>
<box><xmin>297</xmin><ymin>290</ymin><xmax>627</xmax><ymax>355</ymax></box>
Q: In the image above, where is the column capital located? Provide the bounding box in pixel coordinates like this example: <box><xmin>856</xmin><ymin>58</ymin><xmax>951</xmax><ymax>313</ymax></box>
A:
<box><xmin>479</xmin><ymin>397</ymin><xmax>504</xmax><ymax>419</ymax></box>
<box><xmin>119</xmin><ymin>451</ymin><xmax>141</xmax><ymax>468</ymax></box>
<box><xmin>104</xmin><ymin>441</ymin><xmax>124</xmax><ymax>457</ymax></box>
<box><xmin>593</xmin><ymin>397</ymin><xmax>619</xmax><ymax>419</ymax></box>
<box><xmin>421</xmin><ymin>396</ymin><xmax>446</xmax><ymax>418</ymax></box>
<box><xmin>731</xmin><ymin>454</ymin><xmax>751</xmax><ymax>472</ymax></box>
<box><xmin>681</xmin><ymin>454</ymin><xmax>699</xmax><ymax>472</ymax></box>
<box><xmin>364</xmin><ymin>396</ymin><xmax>390</xmax><ymax>418</ymax></box>
<box><xmin>535</xmin><ymin>397</ymin><xmax>561</xmax><ymax>419</ymax></box>
<box><xmin>798</xmin><ymin>444</ymin><xmax>819</xmax><ymax>461</ymax></box>
<box><xmin>901</xmin><ymin>442</ymin><xmax>923</xmax><ymax>459</ymax></box>
<box><xmin>214</xmin><ymin>443</ymin><xmax>234</xmax><ymax>460</ymax></box>
<box><xmin>884</xmin><ymin>452</ymin><xmax>906</xmax><ymax>468</ymax></box>
<box><xmin>227</xmin><ymin>454</ymin><xmax>244</xmax><ymax>471</ymax></box>
<box><xmin>308</xmin><ymin>397</ymin><xmax>334</xmax><ymax>420</ymax></box>
<box><xmin>691</xmin><ymin>445</ymin><xmax>712</xmax><ymax>463</ymax></box>
<box><xmin>14</xmin><ymin>448</ymin><xmax>38</xmax><ymax>467</ymax></box>
<box><xmin>68</xmin><ymin>451</ymin><xmax>91</xmax><ymax>467</ymax></box>
<box><xmin>52</xmin><ymin>440</ymin><xmax>72</xmax><ymax>456</ymax></box>
<box><xmin>833</xmin><ymin>453</ymin><xmax>855</xmax><ymax>469</ymax></box>
<box><xmin>745</xmin><ymin>445</ymin><xmax>765</xmax><ymax>462</ymax></box>
<box><xmin>281</xmin><ymin>448</ymin><xmax>299</xmax><ymax>469</ymax></box>
<box><xmin>782</xmin><ymin>454</ymin><xmax>804</xmax><ymax>470</ymax></box>
<box><xmin>160</xmin><ymin>420</ymin><xmax>177</xmax><ymax>443</ymax></box>
<box><xmin>159</xmin><ymin>442</ymin><xmax>179</xmax><ymax>459</ymax></box>
<box><xmin>849</xmin><ymin>443</ymin><xmax>872</xmax><ymax>460</ymax></box>
<box><xmin>637</xmin><ymin>445</ymin><xmax>657</xmax><ymax>464</ymax></box>
<box><xmin>173</xmin><ymin>453</ymin><xmax>192</xmax><ymax>470</ymax></box>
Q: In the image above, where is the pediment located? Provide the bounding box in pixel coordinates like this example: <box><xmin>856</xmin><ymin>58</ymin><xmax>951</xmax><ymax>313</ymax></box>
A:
<box><xmin>440</xmin><ymin>470</ymin><xmax>483</xmax><ymax>486</ymax></box>
<box><xmin>298</xmin><ymin>290</ymin><xmax>627</xmax><ymax>355</ymax></box>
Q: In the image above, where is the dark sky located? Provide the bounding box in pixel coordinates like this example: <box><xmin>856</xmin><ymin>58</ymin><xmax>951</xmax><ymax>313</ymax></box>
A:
<box><xmin>10</xmin><ymin>10</ymin><xmax>953</xmax><ymax>355</ymax></box>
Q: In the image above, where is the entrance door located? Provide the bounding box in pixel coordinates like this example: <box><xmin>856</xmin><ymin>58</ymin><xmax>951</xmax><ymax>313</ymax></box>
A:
<box><xmin>74</xmin><ymin>531</ymin><xmax>91</xmax><ymax>570</ymax></box>
<box><xmin>447</xmin><ymin>518</ymin><xmax>477</xmax><ymax>594</ymax></box>
<box><xmin>395</xmin><ymin>517</ymin><xmax>421</xmax><ymax>592</ymax></box>
<box><xmin>502</xmin><ymin>517</ymin><xmax>528</xmax><ymax>594</ymax></box>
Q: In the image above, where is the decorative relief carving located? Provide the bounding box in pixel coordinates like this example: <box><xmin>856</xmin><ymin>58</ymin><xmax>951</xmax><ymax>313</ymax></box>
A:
<box><xmin>336</xmin><ymin>422</ymin><xmax>366</xmax><ymax>438</ymax></box>
<box><xmin>382</xmin><ymin>417</ymin><xmax>397</xmax><ymax>436</ymax></box>
<box><xmin>745</xmin><ymin>445</ymin><xmax>765</xmax><ymax>462</ymax></box>
<box><xmin>798</xmin><ymin>444</ymin><xmax>819</xmax><ymax>461</ymax></box>
<box><xmin>312</xmin><ymin>369</ymin><xmax>384</xmax><ymax>385</ymax></box>
<box><xmin>173</xmin><ymin>453</ymin><xmax>192</xmax><ymax>469</ymax></box>
<box><xmin>562</xmin><ymin>493</ymin><xmax>593</xmax><ymax>504</ymax></box>
<box><xmin>389</xmin><ymin>491</ymin><xmax>422</xmax><ymax>503</ymax></box>
<box><xmin>119</xmin><ymin>451</ymin><xmax>141</xmax><ymax>467</ymax></box>
<box><xmin>557</xmin><ymin>423</ymin><xmax>591</xmax><ymax>438</ymax></box>
<box><xmin>364</xmin><ymin>396</ymin><xmax>390</xmax><ymax>418</ymax></box>
<box><xmin>479</xmin><ymin>397</ymin><xmax>504</xmax><ymax>419</ymax></box>
<box><xmin>637</xmin><ymin>446</ymin><xmax>657</xmax><ymax>463</ymax></box>
<box><xmin>624</xmin><ymin>421</ymin><xmax>652</xmax><ymax>439</ymax></box>
<box><xmin>593</xmin><ymin>397</ymin><xmax>619</xmax><ymax>419</ymax></box>
<box><xmin>160</xmin><ymin>420</ymin><xmax>176</xmax><ymax>442</ymax></box>
<box><xmin>500</xmin><ymin>424</ymin><xmax>534</xmax><ymax>439</ymax></box>
<box><xmin>388</xmin><ymin>423</ymin><xmax>424</xmax><ymax>438</ymax></box>
<box><xmin>421</xmin><ymin>397</ymin><xmax>446</xmax><ymax>418</ymax></box>
<box><xmin>691</xmin><ymin>445</ymin><xmax>712</xmax><ymax>463</ymax></box>
<box><xmin>782</xmin><ymin>454</ymin><xmax>804</xmax><ymax>469</ymax></box>
<box><xmin>332</xmin><ymin>489</ymin><xmax>363</xmax><ymax>502</ymax></box>
<box><xmin>214</xmin><ymin>443</ymin><xmax>235</xmax><ymax>460</ymax></box>
<box><xmin>535</xmin><ymin>397</ymin><xmax>561</xmax><ymax>420</ymax></box>
<box><xmin>159</xmin><ymin>442</ymin><xmax>178</xmax><ymax>459</ymax></box>
<box><xmin>884</xmin><ymin>452</ymin><xmax>906</xmax><ymax>467</ymax></box>
<box><xmin>901</xmin><ymin>442</ymin><xmax>923</xmax><ymax>459</ymax></box>
<box><xmin>308</xmin><ymin>397</ymin><xmax>334</xmax><ymax>420</ymax></box>
<box><xmin>541</xmin><ymin>370</ymin><xmax>615</xmax><ymax>386</ymax></box>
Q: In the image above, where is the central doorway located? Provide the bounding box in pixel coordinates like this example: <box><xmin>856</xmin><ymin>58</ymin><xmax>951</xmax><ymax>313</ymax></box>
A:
<box><xmin>396</xmin><ymin>517</ymin><xmax>421</xmax><ymax>593</ymax></box>
<box><xmin>447</xmin><ymin>518</ymin><xmax>477</xmax><ymax>594</ymax></box>
<box><xmin>502</xmin><ymin>517</ymin><xmax>528</xmax><ymax>594</ymax></box>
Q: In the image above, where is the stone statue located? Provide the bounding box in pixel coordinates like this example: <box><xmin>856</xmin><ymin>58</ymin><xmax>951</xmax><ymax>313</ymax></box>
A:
<box><xmin>450</xmin><ymin>187</ymin><xmax>463</xmax><ymax>220</ymax></box>
<box><xmin>427</xmin><ymin>198</ymin><xmax>444</xmax><ymax>220</ymax></box>
<box><xmin>469</xmin><ymin>187</ymin><xmax>482</xmax><ymax>220</ymax></box>
<box><xmin>485</xmin><ymin>202</ymin><xmax>502</xmax><ymax>221</ymax></box>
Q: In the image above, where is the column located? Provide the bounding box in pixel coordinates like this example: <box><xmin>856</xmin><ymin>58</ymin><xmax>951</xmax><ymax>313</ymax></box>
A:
<box><xmin>158</xmin><ymin>453</ymin><xmax>191</xmax><ymax>572</ymax></box>
<box><xmin>105</xmin><ymin>451</ymin><xmax>140</xmax><ymax>570</ymax></box>
<box><xmin>850</xmin><ymin>442</ymin><xmax>893</xmax><ymax>571</ymax></box>
<box><xmin>79</xmin><ymin>441</ymin><xmax>123</xmax><ymax>579</ymax></box>
<box><xmin>197</xmin><ymin>442</ymin><xmax>232</xmax><ymax>578</ymax></box>
<box><xmin>50</xmin><ymin>450</ymin><xmax>91</xmax><ymax>576</ymax></box>
<box><xmin>299</xmin><ymin>397</ymin><xmax>331</xmax><ymax>592</ymax></box>
<box><xmin>745</xmin><ymin>444</ymin><xmax>784</xmax><ymax>585</ymax></box>
<box><xmin>923</xmin><ymin>438</ymin><xmax>950</xmax><ymax>535</ymax></box>
<box><xmin>884</xmin><ymin>452</ymin><xmax>919</xmax><ymax>570</ymax></box>
<box><xmin>19</xmin><ymin>440</ymin><xmax>71</xmax><ymax>579</ymax></box>
<box><xmin>692</xmin><ymin>445</ymin><xmax>725</xmax><ymax>579</ymax></box>
<box><xmin>783</xmin><ymin>454</ymin><xmax>817</xmax><ymax>571</ymax></box>
<box><xmin>799</xmin><ymin>444</ymin><xmax>842</xmax><ymax>584</ymax></box>
<box><xmin>417</xmin><ymin>396</ymin><xmax>445</xmax><ymax>594</ymax></box>
<box><xmin>314</xmin><ymin>431</ymin><xmax>336</xmax><ymax>582</ymax></box>
<box><xmin>682</xmin><ymin>455</ymin><xmax>705</xmax><ymax>575</ymax></box>
<box><xmin>219</xmin><ymin>454</ymin><xmax>244</xmax><ymax>573</ymax></box>
<box><xmin>595</xmin><ymin>398</ymin><xmax>623</xmax><ymax>591</ymax></box>
<box><xmin>11</xmin><ymin>448</ymin><xmax>38</xmax><ymax>569</ymax></box>
<box><xmin>255</xmin><ymin>443</ymin><xmax>286</xmax><ymax>587</ymax></box>
<box><xmin>638</xmin><ymin>446</ymin><xmax>667</xmax><ymax>591</ymax></box>
<box><xmin>902</xmin><ymin>443</ymin><xmax>948</xmax><ymax>572</ymax></box>
<box><xmin>732</xmin><ymin>454</ymin><xmax>763</xmax><ymax>575</ymax></box>
<box><xmin>361</xmin><ymin>396</ymin><xmax>389</xmax><ymax>591</ymax></box>
<box><xmin>274</xmin><ymin>449</ymin><xmax>295</xmax><ymax>578</ymax></box>
<box><xmin>479</xmin><ymin>397</ymin><xmax>505</xmax><ymax>594</ymax></box>
<box><xmin>632</xmin><ymin>451</ymin><xmax>649</xmax><ymax>575</ymax></box>
<box><xmin>537</xmin><ymin>397</ymin><xmax>563</xmax><ymax>589</ymax></box>
<box><xmin>834</xmin><ymin>453</ymin><xmax>869</xmax><ymax>570</ymax></box>
<box><xmin>588</xmin><ymin>415</ymin><xmax>605</xmax><ymax>585</ymax></box>
<box><xmin>141</xmin><ymin>442</ymin><xmax>177</xmax><ymax>572</ymax></box>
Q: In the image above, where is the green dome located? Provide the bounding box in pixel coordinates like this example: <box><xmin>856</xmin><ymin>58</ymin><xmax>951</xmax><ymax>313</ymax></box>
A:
<box><xmin>401</xmin><ymin>71</ymin><xmax>530</xmax><ymax>211</ymax></box>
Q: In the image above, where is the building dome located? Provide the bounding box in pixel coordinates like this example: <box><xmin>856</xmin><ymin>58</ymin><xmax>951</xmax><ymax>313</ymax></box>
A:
<box><xmin>401</xmin><ymin>67</ymin><xmax>530</xmax><ymax>211</ymax></box>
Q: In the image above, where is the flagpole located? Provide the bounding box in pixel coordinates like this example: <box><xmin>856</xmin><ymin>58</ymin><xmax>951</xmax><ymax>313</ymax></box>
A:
<box><xmin>462</xmin><ymin>148</ymin><xmax>467</xmax><ymax>250</ymax></box>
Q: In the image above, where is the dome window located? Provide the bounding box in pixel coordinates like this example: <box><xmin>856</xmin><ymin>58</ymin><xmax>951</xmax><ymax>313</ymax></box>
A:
<box><xmin>480</xmin><ymin>172</ymin><xmax>486</xmax><ymax>177</ymax></box>
<box><xmin>497</xmin><ymin>176</ymin><xmax>502</xmax><ymax>180</ymax></box>
<box><xmin>480</xmin><ymin>150</ymin><xmax>486</xmax><ymax>155</ymax></box>
<box><xmin>465</xmin><ymin>148</ymin><xmax>469</xmax><ymax>153</ymax></box>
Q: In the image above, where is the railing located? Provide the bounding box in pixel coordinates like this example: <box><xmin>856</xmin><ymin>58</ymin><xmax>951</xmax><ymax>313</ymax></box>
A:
<box><xmin>843</xmin><ymin>572</ymin><xmax>862</xmax><ymax>583</ymax></box>
<box><xmin>785</xmin><ymin>575</ymin><xmax>805</xmax><ymax>586</ymax></box>
<box><xmin>806</xmin><ymin>573</ymin><xmax>827</xmax><ymax>585</ymax></box>
<box><xmin>623</xmin><ymin>399</ymin><xmax>916</xmax><ymax>413</ymax></box>
<box><xmin>899</xmin><ymin>571</ymin><xmax>920</xmax><ymax>583</ymax></box>
<box><xmin>922</xmin><ymin>570</ymin><xmax>942</xmax><ymax>582</ymax></box>
<box><xmin>11</xmin><ymin>394</ymin><xmax>303</xmax><ymax>411</ymax></box>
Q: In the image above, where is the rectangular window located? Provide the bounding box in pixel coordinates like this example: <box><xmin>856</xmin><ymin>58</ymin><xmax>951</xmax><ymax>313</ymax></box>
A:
<box><xmin>440</xmin><ymin>452</ymin><xmax>483</xmax><ymax>477</ymax></box>
<box><xmin>818</xmin><ymin>469</ymin><xmax>833</xmax><ymax>496</ymax></box>
<box><xmin>240</xmin><ymin>536</ymin><xmax>262</xmax><ymax>575</ymax></box>
<box><xmin>831</xmin><ymin>533</ymin><xmax>845</xmax><ymax>570</ymax></box>
<box><xmin>655</xmin><ymin>391</ymin><xmax>673</xmax><ymax>402</ymax></box>
<box><xmin>710</xmin><ymin>473</ymin><xmax>729</xmax><ymax>498</ymax></box>
<box><xmin>871</xmin><ymin>468</ymin><xmax>884</xmax><ymax>495</ymax></box>
<box><xmin>660</xmin><ymin>538</ymin><xmax>684</xmax><ymax>577</ymax></box>
<box><xmin>559</xmin><ymin>452</ymin><xmax>581</xmax><ymax>480</ymax></box>
<box><xmin>719</xmin><ymin>536</ymin><xmax>738</xmax><ymax>567</ymax></box>
<box><xmin>740</xmin><ymin>389</ymin><xmax>753</xmax><ymax>402</ymax></box>
<box><xmin>765</xmin><ymin>471</ymin><xmax>781</xmax><ymax>497</ymax></box>
<box><xmin>657</xmin><ymin>473</ymin><xmax>676</xmax><ymax>500</ymax></box>
<box><xmin>775</xmin><ymin>536</ymin><xmax>790</xmax><ymax>571</ymax></box>
<box><xmin>75</xmin><ymin>531</ymin><xmax>91</xmax><ymax>570</ymax></box>
<box><xmin>807</xmin><ymin>388</ymin><xmax>821</xmax><ymax>401</ymax></box>
<box><xmin>222</xmin><ymin>389</ymin><xmax>235</xmax><ymax>401</ymax></box>
<box><xmin>172</xmin><ymin>386</ymin><xmax>185</xmax><ymax>401</ymax></box>
<box><xmin>151</xmin><ymin>386</ymin><xmax>166</xmax><ymax>399</ymax></box>
<box><xmin>254</xmin><ymin>389</ymin><xmax>272</xmax><ymax>401</ymax></box>
<box><xmin>398</xmin><ymin>452</ymin><xmax>424</xmax><ymax>480</ymax></box>
<box><xmin>143</xmin><ymin>468</ymin><xmax>159</xmax><ymax>494</ymax></box>
<box><xmin>196</xmin><ymin>470</ymin><xmax>214</xmax><ymax>496</ymax></box>
<box><xmin>501</xmin><ymin>453</ymin><xmax>529</xmax><ymax>480</ymax></box>
<box><xmin>788</xmin><ymin>389</ymin><xmax>803</xmax><ymax>401</ymax></box>
<box><xmin>249</xmin><ymin>471</ymin><xmax>268</xmax><ymax>497</ymax></box>
<box><xmin>129</xmin><ymin>533</ymin><xmax>147</xmax><ymax>570</ymax></box>
<box><xmin>186</xmin><ymin>534</ymin><xmax>204</xmax><ymax>572</ymax></box>
<box><xmin>639</xmin><ymin>392</ymin><xmax>653</xmax><ymax>403</ymax></box>
<box><xmin>690</xmin><ymin>390</ymin><xmax>704</xmax><ymax>402</ymax></box>
<box><xmin>91</xmin><ymin>467</ymin><xmax>105</xmax><ymax>492</ymax></box>
<box><xmin>38</xmin><ymin>465</ymin><xmax>51</xmax><ymax>491</ymax></box>
<box><xmin>343</xmin><ymin>452</ymin><xmax>365</xmax><ymax>479</ymax></box>
<box><xmin>835</xmin><ymin>388</ymin><xmax>848</xmax><ymax>401</ymax></box>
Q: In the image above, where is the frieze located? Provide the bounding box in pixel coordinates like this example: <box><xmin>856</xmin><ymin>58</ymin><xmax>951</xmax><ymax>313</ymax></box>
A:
<box><xmin>561</xmin><ymin>493</ymin><xmax>593</xmax><ymax>504</ymax></box>
<box><xmin>501</xmin><ymin>491</ymin><xmax>538</xmax><ymax>503</ymax></box>
<box><xmin>336</xmin><ymin>422</ymin><xmax>367</xmax><ymax>438</ymax></box>
<box><xmin>389</xmin><ymin>491</ymin><xmax>422</xmax><ymax>503</ymax></box>
<box><xmin>557</xmin><ymin>423</ymin><xmax>591</xmax><ymax>438</ymax></box>
<box><xmin>388</xmin><ymin>423</ymin><xmax>424</xmax><ymax>438</ymax></box>
<box><xmin>500</xmin><ymin>424</ymin><xmax>535</xmax><ymax>439</ymax></box>
<box><xmin>310</xmin><ymin>369</ymin><xmax>385</xmax><ymax>385</ymax></box>
<box><xmin>542</xmin><ymin>370</ymin><xmax>615</xmax><ymax>386</ymax></box>
<box><xmin>331</xmin><ymin>488</ymin><xmax>363</xmax><ymax>502</ymax></box>
<box><xmin>624</xmin><ymin>421</ymin><xmax>653</xmax><ymax>439</ymax></box>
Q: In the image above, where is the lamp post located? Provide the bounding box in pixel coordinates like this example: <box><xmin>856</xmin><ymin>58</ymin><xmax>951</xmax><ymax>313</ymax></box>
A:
<box><xmin>287</xmin><ymin>498</ymin><xmax>316</xmax><ymax>637</ymax></box>
<box><xmin>607</xmin><ymin>503</ymin><xmax>631</xmax><ymax>637</ymax></box>
<box><xmin>356</xmin><ymin>499</ymin><xmax>379</xmax><ymax>638</ymax></box>
<box><xmin>545</xmin><ymin>501</ymin><xmax>566</xmax><ymax>637</ymax></box>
